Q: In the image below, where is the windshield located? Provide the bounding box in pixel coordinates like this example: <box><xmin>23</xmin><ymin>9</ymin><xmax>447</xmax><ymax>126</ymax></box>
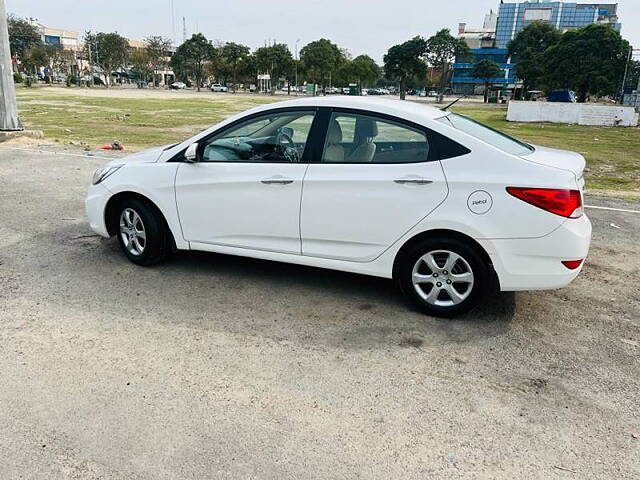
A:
<box><xmin>439</xmin><ymin>113</ymin><xmax>534</xmax><ymax>156</ymax></box>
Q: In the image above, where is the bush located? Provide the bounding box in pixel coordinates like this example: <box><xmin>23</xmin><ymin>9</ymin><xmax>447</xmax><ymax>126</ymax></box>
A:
<box><xmin>24</xmin><ymin>76</ymin><xmax>34</xmax><ymax>87</ymax></box>
<box><xmin>13</xmin><ymin>72</ymin><xmax>23</xmax><ymax>83</ymax></box>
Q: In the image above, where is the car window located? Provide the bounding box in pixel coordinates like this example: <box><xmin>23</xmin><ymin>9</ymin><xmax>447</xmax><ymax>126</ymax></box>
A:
<box><xmin>439</xmin><ymin>113</ymin><xmax>534</xmax><ymax>156</ymax></box>
<box><xmin>201</xmin><ymin>111</ymin><xmax>316</xmax><ymax>163</ymax></box>
<box><xmin>321</xmin><ymin>112</ymin><xmax>430</xmax><ymax>164</ymax></box>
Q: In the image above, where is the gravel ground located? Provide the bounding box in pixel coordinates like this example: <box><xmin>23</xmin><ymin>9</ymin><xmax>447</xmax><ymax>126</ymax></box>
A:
<box><xmin>0</xmin><ymin>143</ymin><xmax>638</xmax><ymax>479</ymax></box>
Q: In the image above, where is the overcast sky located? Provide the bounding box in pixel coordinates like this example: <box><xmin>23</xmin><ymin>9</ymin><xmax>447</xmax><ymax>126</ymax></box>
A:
<box><xmin>6</xmin><ymin>0</ymin><xmax>637</xmax><ymax>62</ymax></box>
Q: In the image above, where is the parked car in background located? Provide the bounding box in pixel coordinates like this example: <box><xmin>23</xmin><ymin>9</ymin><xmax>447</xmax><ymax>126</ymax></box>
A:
<box><xmin>547</xmin><ymin>90</ymin><xmax>577</xmax><ymax>103</ymax></box>
<box><xmin>170</xmin><ymin>82</ymin><xmax>186</xmax><ymax>90</ymax></box>
<box><xmin>428</xmin><ymin>90</ymin><xmax>438</xmax><ymax>97</ymax></box>
<box><xmin>342</xmin><ymin>87</ymin><xmax>350</xmax><ymax>95</ymax></box>
<box><xmin>360</xmin><ymin>89</ymin><xmax>368</xmax><ymax>96</ymax></box>
<box><xmin>86</xmin><ymin>96</ymin><xmax>590</xmax><ymax>318</ymax></box>
<box><xmin>211</xmin><ymin>84</ymin><xmax>228</xmax><ymax>93</ymax></box>
<box><xmin>325</xmin><ymin>87</ymin><xmax>340</xmax><ymax>94</ymax></box>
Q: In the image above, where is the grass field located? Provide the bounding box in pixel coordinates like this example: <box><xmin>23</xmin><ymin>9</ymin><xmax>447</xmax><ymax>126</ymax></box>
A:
<box><xmin>15</xmin><ymin>87</ymin><xmax>640</xmax><ymax>198</ymax></box>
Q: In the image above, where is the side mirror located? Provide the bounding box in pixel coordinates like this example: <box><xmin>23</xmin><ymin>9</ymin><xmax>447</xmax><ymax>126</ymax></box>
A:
<box><xmin>184</xmin><ymin>142</ymin><xmax>199</xmax><ymax>163</ymax></box>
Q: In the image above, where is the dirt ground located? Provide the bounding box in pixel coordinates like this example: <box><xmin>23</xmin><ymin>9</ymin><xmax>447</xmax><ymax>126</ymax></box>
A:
<box><xmin>0</xmin><ymin>142</ymin><xmax>638</xmax><ymax>479</ymax></box>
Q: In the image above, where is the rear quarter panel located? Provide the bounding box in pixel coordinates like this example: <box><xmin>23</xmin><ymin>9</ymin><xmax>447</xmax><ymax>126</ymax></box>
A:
<box><xmin>424</xmin><ymin>121</ymin><xmax>578</xmax><ymax>240</ymax></box>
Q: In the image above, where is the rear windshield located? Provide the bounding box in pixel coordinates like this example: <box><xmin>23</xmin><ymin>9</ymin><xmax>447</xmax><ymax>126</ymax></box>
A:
<box><xmin>439</xmin><ymin>113</ymin><xmax>534</xmax><ymax>156</ymax></box>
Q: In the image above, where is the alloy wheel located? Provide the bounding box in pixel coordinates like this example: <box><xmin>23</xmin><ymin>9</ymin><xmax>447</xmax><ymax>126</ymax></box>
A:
<box><xmin>119</xmin><ymin>208</ymin><xmax>146</xmax><ymax>256</ymax></box>
<box><xmin>411</xmin><ymin>250</ymin><xmax>475</xmax><ymax>307</ymax></box>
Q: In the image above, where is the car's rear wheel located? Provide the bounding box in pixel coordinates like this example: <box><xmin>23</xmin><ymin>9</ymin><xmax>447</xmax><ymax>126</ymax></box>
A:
<box><xmin>116</xmin><ymin>198</ymin><xmax>171</xmax><ymax>266</ymax></box>
<box><xmin>397</xmin><ymin>236</ymin><xmax>490</xmax><ymax>318</ymax></box>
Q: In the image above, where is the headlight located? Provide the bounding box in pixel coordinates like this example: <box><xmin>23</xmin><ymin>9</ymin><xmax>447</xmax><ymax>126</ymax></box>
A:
<box><xmin>92</xmin><ymin>165</ymin><xmax>122</xmax><ymax>185</ymax></box>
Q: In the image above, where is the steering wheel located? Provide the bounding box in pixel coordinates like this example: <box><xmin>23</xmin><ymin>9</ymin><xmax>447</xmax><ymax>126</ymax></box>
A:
<box><xmin>275</xmin><ymin>130</ymin><xmax>300</xmax><ymax>162</ymax></box>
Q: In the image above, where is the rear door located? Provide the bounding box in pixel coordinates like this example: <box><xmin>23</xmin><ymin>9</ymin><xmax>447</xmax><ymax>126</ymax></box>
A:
<box><xmin>300</xmin><ymin>110</ymin><xmax>449</xmax><ymax>262</ymax></box>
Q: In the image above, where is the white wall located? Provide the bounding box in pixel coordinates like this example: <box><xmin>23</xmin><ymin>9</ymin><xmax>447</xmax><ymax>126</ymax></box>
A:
<box><xmin>507</xmin><ymin>101</ymin><xmax>639</xmax><ymax>127</ymax></box>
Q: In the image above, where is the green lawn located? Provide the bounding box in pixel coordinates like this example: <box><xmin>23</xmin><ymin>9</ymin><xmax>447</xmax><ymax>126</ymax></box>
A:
<box><xmin>15</xmin><ymin>87</ymin><xmax>640</xmax><ymax>198</ymax></box>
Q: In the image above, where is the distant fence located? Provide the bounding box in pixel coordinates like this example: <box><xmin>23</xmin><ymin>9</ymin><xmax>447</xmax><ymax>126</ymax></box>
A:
<box><xmin>506</xmin><ymin>101</ymin><xmax>639</xmax><ymax>127</ymax></box>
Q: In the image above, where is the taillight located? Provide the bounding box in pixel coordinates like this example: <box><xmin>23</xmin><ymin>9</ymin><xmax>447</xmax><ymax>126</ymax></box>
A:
<box><xmin>506</xmin><ymin>187</ymin><xmax>583</xmax><ymax>218</ymax></box>
<box><xmin>562</xmin><ymin>260</ymin><xmax>584</xmax><ymax>270</ymax></box>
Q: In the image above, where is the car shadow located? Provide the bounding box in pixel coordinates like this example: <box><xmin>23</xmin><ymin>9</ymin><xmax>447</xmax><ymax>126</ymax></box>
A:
<box><xmin>30</xmin><ymin>228</ymin><xmax>517</xmax><ymax>351</ymax></box>
<box><xmin>163</xmin><ymin>249</ymin><xmax>517</xmax><ymax>347</ymax></box>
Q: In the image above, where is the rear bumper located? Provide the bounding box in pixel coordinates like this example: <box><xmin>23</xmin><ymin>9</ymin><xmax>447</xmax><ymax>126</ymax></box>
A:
<box><xmin>85</xmin><ymin>183</ymin><xmax>111</xmax><ymax>238</ymax></box>
<box><xmin>480</xmin><ymin>215</ymin><xmax>592</xmax><ymax>291</ymax></box>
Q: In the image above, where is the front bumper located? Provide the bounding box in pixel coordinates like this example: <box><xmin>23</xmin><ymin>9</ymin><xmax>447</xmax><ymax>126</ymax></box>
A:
<box><xmin>480</xmin><ymin>215</ymin><xmax>592</xmax><ymax>291</ymax></box>
<box><xmin>85</xmin><ymin>183</ymin><xmax>111</xmax><ymax>238</ymax></box>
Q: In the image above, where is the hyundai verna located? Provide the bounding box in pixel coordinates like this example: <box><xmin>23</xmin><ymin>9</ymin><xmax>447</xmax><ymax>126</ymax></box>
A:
<box><xmin>86</xmin><ymin>97</ymin><xmax>591</xmax><ymax>317</ymax></box>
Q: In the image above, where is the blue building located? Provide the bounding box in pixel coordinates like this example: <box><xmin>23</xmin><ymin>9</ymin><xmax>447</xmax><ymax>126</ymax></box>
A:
<box><xmin>452</xmin><ymin>1</ymin><xmax>621</xmax><ymax>95</ymax></box>
<box><xmin>496</xmin><ymin>1</ymin><xmax>620</xmax><ymax>49</ymax></box>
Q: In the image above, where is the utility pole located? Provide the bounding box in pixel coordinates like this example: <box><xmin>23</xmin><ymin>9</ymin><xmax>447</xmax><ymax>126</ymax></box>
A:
<box><xmin>0</xmin><ymin>0</ymin><xmax>22</xmax><ymax>131</ymax></box>
<box><xmin>170</xmin><ymin>0</ymin><xmax>176</xmax><ymax>44</ymax></box>
<box><xmin>295</xmin><ymin>38</ymin><xmax>300</xmax><ymax>96</ymax></box>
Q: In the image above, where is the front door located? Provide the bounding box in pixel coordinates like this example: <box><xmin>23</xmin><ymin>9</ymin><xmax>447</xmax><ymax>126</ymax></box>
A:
<box><xmin>301</xmin><ymin>111</ymin><xmax>449</xmax><ymax>262</ymax></box>
<box><xmin>175</xmin><ymin>110</ymin><xmax>317</xmax><ymax>254</ymax></box>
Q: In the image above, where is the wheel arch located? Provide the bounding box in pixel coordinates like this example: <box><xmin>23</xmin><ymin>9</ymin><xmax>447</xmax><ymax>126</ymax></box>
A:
<box><xmin>104</xmin><ymin>191</ymin><xmax>176</xmax><ymax>249</ymax></box>
<box><xmin>392</xmin><ymin>229</ymin><xmax>499</xmax><ymax>289</ymax></box>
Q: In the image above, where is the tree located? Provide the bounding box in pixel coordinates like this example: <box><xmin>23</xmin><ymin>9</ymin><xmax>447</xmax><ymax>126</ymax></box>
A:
<box><xmin>300</xmin><ymin>38</ymin><xmax>344</xmax><ymax>87</ymax></box>
<box><xmin>145</xmin><ymin>36</ymin><xmax>173</xmax><ymax>87</ymax></box>
<box><xmin>7</xmin><ymin>15</ymin><xmax>42</xmax><ymax>67</ymax></box>
<box><xmin>383</xmin><ymin>36</ymin><xmax>428</xmax><ymax>100</ymax></box>
<box><xmin>472</xmin><ymin>60</ymin><xmax>502</xmax><ymax>102</ymax></box>
<box><xmin>85</xmin><ymin>32</ymin><xmax>129</xmax><ymax>86</ymax></box>
<box><xmin>221</xmin><ymin>42</ymin><xmax>250</xmax><ymax>91</ymax></box>
<box><xmin>237</xmin><ymin>54</ymin><xmax>257</xmax><ymax>90</ymax></box>
<box><xmin>507</xmin><ymin>21</ymin><xmax>562</xmax><ymax>94</ymax></box>
<box><xmin>543</xmin><ymin>24</ymin><xmax>630</xmax><ymax>102</ymax></box>
<box><xmin>255</xmin><ymin>43</ymin><xmax>293</xmax><ymax>93</ymax></box>
<box><xmin>22</xmin><ymin>43</ymin><xmax>49</xmax><ymax>76</ymax></box>
<box><xmin>426</xmin><ymin>29</ymin><xmax>470</xmax><ymax>102</ymax></box>
<box><xmin>131</xmin><ymin>49</ymin><xmax>153</xmax><ymax>85</ymax></box>
<box><xmin>171</xmin><ymin>33</ymin><xmax>216</xmax><ymax>91</ymax></box>
<box><xmin>351</xmin><ymin>55</ymin><xmax>381</xmax><ymax>88</ymax></box>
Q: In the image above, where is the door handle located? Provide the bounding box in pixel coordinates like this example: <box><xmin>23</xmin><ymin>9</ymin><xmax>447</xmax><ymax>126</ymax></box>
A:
<box><xmin>261</xmin><ymin>177</ymin><xmax>294</xmax><ymax>185</ymax></box>
<box><xmin>394</xmin><ymin>178</ymin><xmax>433</xmax><ymax>185</ymax></box>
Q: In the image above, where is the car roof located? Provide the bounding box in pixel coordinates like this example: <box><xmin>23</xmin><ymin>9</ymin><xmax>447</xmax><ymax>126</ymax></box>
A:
<box><xmin>249</xmin><ymin>96</ymin><xmax>449</xmax><ymax>124</ymax></box>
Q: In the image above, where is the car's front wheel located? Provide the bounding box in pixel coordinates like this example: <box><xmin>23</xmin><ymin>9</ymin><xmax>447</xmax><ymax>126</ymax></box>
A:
<box><xmin>116</xmin><ymin>198</ymin><xmax>171</xmax><ymax>266</ymax></box>
<box><xmin>397</xmin><ymin>236</ymin><xmax>490</xmax><ymax>318</ymax></box>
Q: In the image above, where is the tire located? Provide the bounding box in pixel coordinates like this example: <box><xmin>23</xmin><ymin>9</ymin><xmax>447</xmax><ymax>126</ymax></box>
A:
<box><xmin>397</xmin><ymin>236</ymin><xmax>490</xmax><ymax>318</ymax></box>
<box><xmin>116</xmin><ymin>198</ymin><xmax>171</xmax><ymax>266</ymax></box>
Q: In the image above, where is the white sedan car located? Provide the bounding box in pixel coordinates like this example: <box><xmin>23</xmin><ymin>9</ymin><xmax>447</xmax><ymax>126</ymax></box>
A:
<box><xmin>211</xmin><ymin>84</ymin><xmax>228</xmax><ymax>93</ymax></box>
<box><xmin>86</xmin><ymin>97</ymin><xmax>591</xmax><ymax>317</ymax></box>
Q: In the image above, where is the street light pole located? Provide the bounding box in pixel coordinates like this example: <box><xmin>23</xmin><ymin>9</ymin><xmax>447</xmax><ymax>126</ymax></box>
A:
<box><xmin>619</xmin><ymin>45</ymin><xmax>633</xmax><ymax>104</ymax></box>
<box><xmin>0</xmin><ymin>0</ymin><xmax>22</xmax><ymax>131</ymax></box>
<box><xmin>295</xmin><ymin>38</ymin><xmax>300</xmax><ymax>96</ymax></box>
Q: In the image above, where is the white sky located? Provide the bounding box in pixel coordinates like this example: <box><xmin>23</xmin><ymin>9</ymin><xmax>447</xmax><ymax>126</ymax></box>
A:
<box><xmin>6</xmin><ymin>0</ymin><xmax>637</xmax><ymax>62</ymax></box>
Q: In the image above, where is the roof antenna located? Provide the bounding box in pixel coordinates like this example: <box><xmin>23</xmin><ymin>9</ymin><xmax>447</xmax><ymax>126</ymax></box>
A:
<box><xmin>440</xmin><ymin>95</ymin><xmax>466</xmax><ymax>111</ymax></box>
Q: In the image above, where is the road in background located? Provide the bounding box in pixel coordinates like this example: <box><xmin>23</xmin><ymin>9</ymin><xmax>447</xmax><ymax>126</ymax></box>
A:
<box><xmin>0</xmin><ymin>145</ymin><xmax>638</xmax><ymax>479</ymax></box>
